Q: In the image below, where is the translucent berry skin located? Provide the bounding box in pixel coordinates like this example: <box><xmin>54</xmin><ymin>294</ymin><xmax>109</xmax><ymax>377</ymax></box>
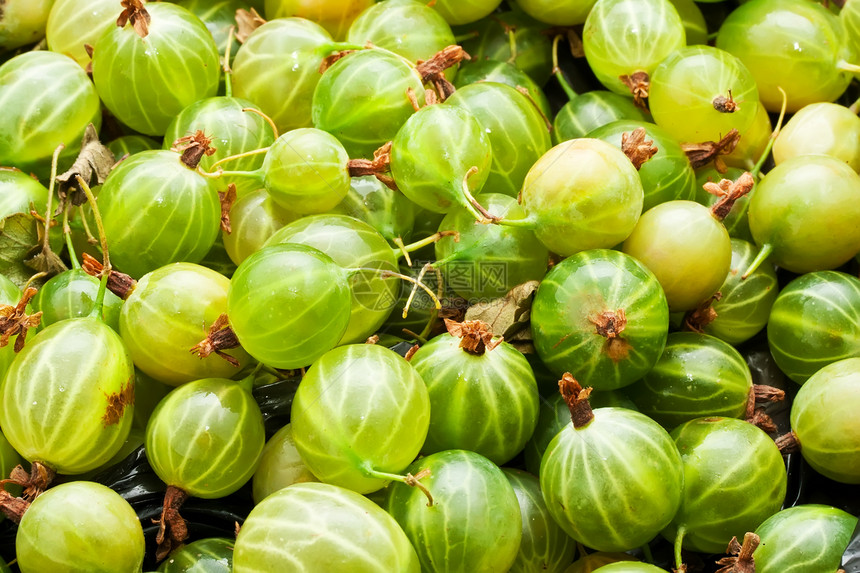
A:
<box><xmin>790</xmin><ymin>358</ymin><xmax>860</xmax><ymax>484</ymax></box>
<box><xmin>227</xmin><ymin>244</ymin><xmax>352</xmax><ymax>370</ymax></box>
<box><xmin>716</xmin><ymin>0</ymin><xmax>857</xmax><ymax>112</ymax></box>
<box><xmin>661</xmin><ymin>417</ymin><xmax>788</xmax><ymax>554</ymax></box>
<box><xmin>748</xmin><ymin>155</ymin><xmax>860</xmax><ymax>274</ymax></box>
<box><xmin>291</xmin><ymin>344</ymin><xmax>430</xmax><ymax>494</ymax></box>
<box><xmin>92</xmin><ymin>2</ymin><xmax>220</xmax><ymax>136</ymax></box>
<box><xmin>520</xmin><ymin>139</ymin><xmax>643</xmax><ymax>257</ymax></box>
<box><xmin>145</xmin><ymin>377</ymin><xmax>266</xmax><ymax>498</ymax></box>
<box><xmin>541</xmin><ymin>407</ymin><xmax>684</xmax><ymax>552</ymax></box>
<box><xmin>583</xmin><ymin>0</ymin><xmax>686</xmax><ymax>95</ymax></box>
<box><xmin>98</xmin><ymin>150</ymin><xmax>221</xmax><ymax>279</ymax></box>
<box><xmin>0</xmin><ymin>317</ymin><xmax>135</xmax><ymax>475</ymax></box>
<box><xmin>622</xmin><ymin>201</ymin><xmax>731</xmax><ymax>313</ymax></box>
<box><xmin>532</xmin><ymin>249</ymin><xmax>669</xmax><ymax>391</ymax></box>
<box><xmin>234</xmin><ymin>482</ymin><xmax>420</xmax><ymax>572</ymax></box>
<box><xmin>649</xmin><ymin>45</ymin><xmax>759</xmax><ymax>144</ymax></box>
<box><xmin>312</xmin><ymin>49</ymin><xmax>425</xmax><ymax>158</ymax></box>
<box><xmin>16</xmin><ymin>482</ymin><xmax>145</xmax><ymax>573</ymax></box>
<box><xmin>753</xmin><ymin>505</ymin><xmax>858</xmax><ymax>573</ymax></box>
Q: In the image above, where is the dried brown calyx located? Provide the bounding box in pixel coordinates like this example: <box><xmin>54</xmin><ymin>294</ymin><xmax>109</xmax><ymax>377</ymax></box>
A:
<box><xmin>0</xmin><ymin>287</ymin><xmax>41</xmax><ymax>353</ymax></box>
<box><xmin>154</xmin><ymin>486</ymin><xmax>189</xmax><ymax>562</ymax></box>
<box><xmin>235</xmin><ymin>8</ymin><xmax>266</xmax><ymax>43</ymax></box>
<box><xmin>589</xmin><ymin>309</ymin><xmax>631</xmax><ymax>363</ymax></box>
<box><xmin>319</xmin><ymin>49</ymin><xmax>357</xmax><ymax>74</ymax></box>
<box><xmin>559</xmin><ymin>372</ymin><xmax>594</xmax><ymax>429</ymax></box>
<box><xmin>347</xmin><ymin>141</ymin><xmax>397</xmax><ymax>190</ymax></box>
<box><xmin>171</xmin><ymin>131</ymin><xmax>217</xmax><ymax>170</ymax></box>
<box><xmin>415</xmin><ymin>45</ymin><xmax>471</xmax><ymax>101</ymax></box>
<box><xmin>622</xmin><ymin>128</ymin><xmax>658</xmax><ymax>170</ymax></box>
<box><xmin>775</xmin><ymin>430</ymin><xmax>800</xmax><ymax>454</ymax></box>
<box><xmin>744</xmin><ymin>384</ymin><xmax>785</xmax><ymax>433</ymax></box>
<box><xmin>619</xmin><ymin>71</ymin><xmax>650</xmax><ymax>109</ymax></box>
<box><xmin>683</xmin><ymin>292</ymin><xmax>722</xmax><ymax>333</ymax></box>
<box><xmin>218</xmin><ymin>183</ymin><xmax>238</xmax><ymax>234</ymax></box>
<box><xmin>444</xmin><ymin>319</ymin><xmax>502</xmax><ymax>355</ymax></box>
<box><xmin>81</xmin><ymin>253</ymin><xmax>137</xmax><ymax>300</ymax></box>
<box><xmin>117</xmin><ymin>0</ymin><xmax>151</xmax><ymax>39</ymax></box>
<box><xmin>705</xmin><ymin>171</ymin><xmax>755</xmax><ymax>222</ymax></box>
<box><xmin>0</xmin><ymin>461</ymin><xmax>57</xmax><ymax>522</ymax></box>
<box><xmin>404</xmin><ymin>343</ymin><xmax>420</xmax><ymax>361</ymax></box>
<box><xmin>406</xmin><ymin>86</ymin><xmax>438</xmax><ymax>111</ymax></box>
<box><xmin>682</xmin><ymin>129</ymin><xmax>741</xmax><ymax>174</ymax></box>
<box><xmin>713</xmin><ymin>90</ymin><xmax>740</xmax><ymax>114</ymax></box>
<box><xmin>715</xmin><ymin>532</ymin><xmax>759</xmax><ymax>573</ymax></box>
<box><xmin>190</xmin><ymin>313</ymin><xmax>242</xmax><ymax>367</ymax></box>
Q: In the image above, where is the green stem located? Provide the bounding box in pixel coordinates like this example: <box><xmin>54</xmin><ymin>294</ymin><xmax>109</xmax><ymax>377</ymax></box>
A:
<box><xmin>76</xmin><ymin>175</ymin><xmax>110</xmax><ymax>319</ymax></box>
<box><xmin>62</xmin><ymin>202</ymin><xmax>80</xmax><ymax>270</ymax></box>
<box><xmin>750</xmin><ymin>86</ymin><xmax>788</xmax><ymax>179</ymax></box>
<box><xmin>348</xmin><ymin>267</ymin><xmax>442</xmax><ymax>315</ymax></box>
<box><xmin>496</xmin><ymin>215</ymin><xmax>538</xmax><ymax>229</ymax></box>
<box><xmin>223</xmin><ymin>25</ymin><xmax>235</xmax><ymax>98</ymax></box>
<box><xmin>836</xmin><ymin>60</ymin><xmax>860</xmax><ymax>74</ymax></box>
<box><xmin>641</xmin><ymin>542</ymin><xmax>654</xmax><ymax>564</ymax></box>
<box><xmin>365</xmin><ymin>467</ymin><xmax>433</xmax><ymax>506</ymax></box>
<box><xmin>742</xmin><ymin>243</ymin><xmax>773</xmax><ymax>279</ymax></box>
<box><xmin>552</xmin><ymin>35</ymin><xmax>577</xmax><ymax>102</ymax></box>
<box><xmin>850</xmin><ymin>95</ymin><xmax>860</xmax><ymax>115</ymax></box>
<box><xmin>507</xmin><ymin>25</ymin><xmax>518</xmax><ymax>64</ymax></box>
<box><xmin>207</xmin><ymin>147</ymin><xmax>271</xmax><ymax>172</ymax></box>
<box><xmin>417</xmin><ymin>266</ymin><xmax>444</xmax><ymax>340</ymax></box>
<box><xmin>454</xmin><ymin>31</ymin><xmax>480</xmax><ymax>44</ymax></box>
<box><xmin>41</xmin><ymin>145</ymin><xmax>63</xmax><ymax>254</ymax></box>
<box><xmin>674</xmin><ymin>526</ymin><xmax>687</xmax><ymax>572</ymax></box>
<box><xmin>391</xmin><ymin>231</ymin><xmax>458</xmax><ymax>262</ymax></box>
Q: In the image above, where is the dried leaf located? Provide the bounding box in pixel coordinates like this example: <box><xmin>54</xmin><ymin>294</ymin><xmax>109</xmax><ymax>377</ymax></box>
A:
<box><xmin>56</xmin><ymin>124</ymin><xmax>116</xmax><ymax>206</ymax></box>
<box><xmin>235</xmin><ymin>8</ymin><xmax>266</xmax><ymax>43</ymax></box>
<box><xmin>464</xmin><ymin>281</ymin><xmax>539</xmax><ymax>342</ymax></box>
<box><xmin>0</xmin><ymin>214</ymin><xmax>52</xmax><ymax>289</ymax></box>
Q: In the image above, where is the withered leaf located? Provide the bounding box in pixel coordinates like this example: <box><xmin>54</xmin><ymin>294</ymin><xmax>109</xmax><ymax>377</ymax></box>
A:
<box><xmin>0</xmin><ymin>213</ymin><xmax>56</xmax><ymax>289</ymax></box>
<box><xmin>235</xmin><ymin>8</ymin><xmax>266</xmax><ymax>43</ymax></box>
<box><xmin>464</xmin><ymin>281</ymin><xmax>539</xmax><ymax>343</ymax></box>
<box><xmin>56</xmin><ymin>124</ymin><xmax>116</xmax><ymax>206</ymax></box>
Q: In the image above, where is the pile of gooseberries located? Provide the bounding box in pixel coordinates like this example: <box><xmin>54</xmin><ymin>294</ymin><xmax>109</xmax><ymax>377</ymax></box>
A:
<box><xmin>0</xmin><ymin>0</ymin><xmax>860</xmax><ymax>571</ymax></box>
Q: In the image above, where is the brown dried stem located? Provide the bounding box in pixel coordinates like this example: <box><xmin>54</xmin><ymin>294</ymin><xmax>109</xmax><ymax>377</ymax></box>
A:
<box><xmin>705</xmin><ymin>171</ymin><xmax>755</xmax><ymax>222</ymax></box>
<box><xmin>621</xmin><ymin>128</ymin><xmax>658</xmax><ymax>170</ymax></box>
<box><xmin>775</xmin><ymin>431</ymin><xmax>800</xmax><ymax>454</ymax></box>
<box><xmin>190</xmin><ymin>313</ymin><xmax>241</xmax><ymax>367</ymax></box>
<box><xmin>444</xmin><ymin>319</ymin><xmax>502</xmax><ymax>355</ymax></box>
<box><xmin>682</xmin><ymin>129</ymin><xmax>741</xmax><ymax>174</ymax></box>
<box><xmin>154</xmin><ymin>486</ymin><xmax>190</xmax><ymax>562</ymax></box>
<box><xmin>715</xmin><ymin>532</ymin><xmax>759</xmax><ymax>573</ymax></box>
<box><xmin>559</xmin><ymin>372</ymin><xmax>594</xmax><ymax>428</ymax></box>
<box><xmin>347</xmin><ymin>141</ymin><xmax>398</xmax><ymax>190</ymax></box>
<box><xmin>0</xmin><ymin>287</ymin><xmax>42</xmax><ymax>352</ymax></box>
<box><xmin>81</xmin><ymin>253</ymin><xmax>136</xmax><ymax>300</ymax></box>
<box><xmin>219</xmin><ymin>183</ymin><xmax>238</xmax><ymax>234</ymax></box>
<box><xmin>117</xmin><ymin>0</ymin><xmax>151</xmax><ymax>38</ymax></box>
